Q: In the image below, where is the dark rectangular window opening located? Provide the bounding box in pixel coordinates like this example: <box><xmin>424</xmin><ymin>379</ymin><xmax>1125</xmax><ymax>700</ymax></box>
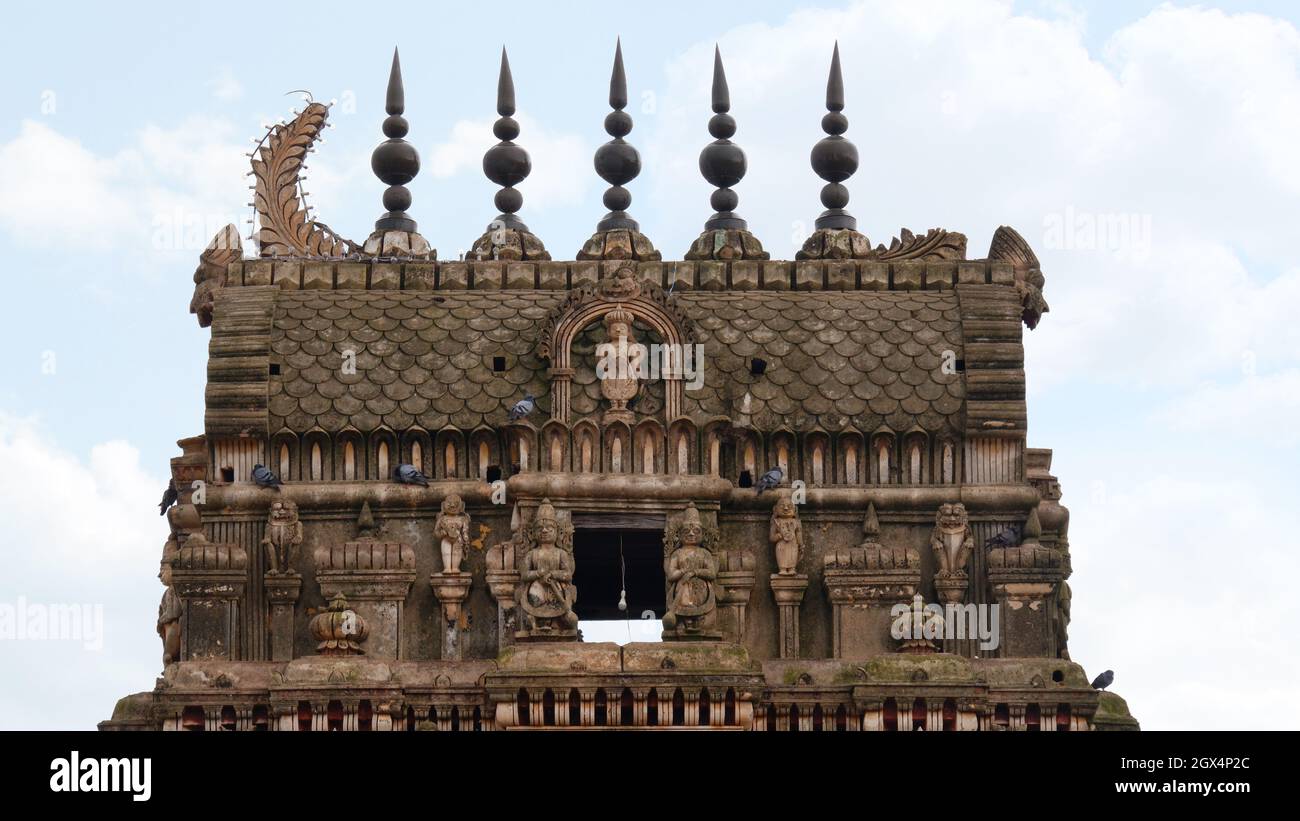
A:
<box><xmin>269</xmin><ymin>363</ymin><xmax>281</xmax><ymax>376</ymax></box>
<box><xmin>493</xmin><ymin>356</ymin><xmax>507</xmax><ymax>372</ymax></box>
<box><xmin>221</xmin><ymin>467</ymin><xmax>235</xmax><ymax>483</ymax></box>
<box><xmin>572</xmin><ymin>529</ymin><xmax>665</xmax><ymax>621</ymax></box>
<box><xmin>738</xmin><ymin>470</ymin><xmax>753</xmax><ymax>488</ymax></box>
<box><xmin>750</xmin><ymin>358</ymin><xmax>767</xmax><ymax>375</ymax></box>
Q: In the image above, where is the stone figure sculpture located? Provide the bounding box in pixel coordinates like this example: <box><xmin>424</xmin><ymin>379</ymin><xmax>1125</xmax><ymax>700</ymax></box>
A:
<box><xmin>662</xmin><ymin>503</ymin><xmax>719</xmax><ymax>638</ymax></box>
<box><xmin>263</xmin><ymin>499</ymin><xmax>304</xmax><ymax>575</ymax></box>
<box><xmin>931</xmin><ymin>502</ymin><xmax>974</xmax><ymax>604</ymax></box>
<box><xmin>433</xmin><ymin>493</ymin><xmax>472</xmax><ymax>573</ymax></box>
<box><xmin>157</xmin><ymin>537</ymin><xmax>181</xmax><ymax>665</ymax></box>
<box><xmin>769</xmin><ymin>495</ymin><xmax>804</xmax><ymax>576</ymax></box>
<box><xmin>517</xmin><ymin>499</ymin><xmax>579</xmax><ymax>636</ymax></box>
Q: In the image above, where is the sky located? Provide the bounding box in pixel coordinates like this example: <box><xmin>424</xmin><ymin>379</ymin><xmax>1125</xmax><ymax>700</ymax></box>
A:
<box><xmin>2</xmin><ymin>0</ymin><xmax>1299</xmax><ymax>730</ymax></box>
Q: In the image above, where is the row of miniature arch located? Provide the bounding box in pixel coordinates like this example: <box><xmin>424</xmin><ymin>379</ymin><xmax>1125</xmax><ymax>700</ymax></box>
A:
<box><xmin>172</xmin><ymin>696</ymin><xmax>1083</xmax><ymax>731</ymax></box>
<box><xmin>228</xmin><ymin>423</ymin><xmax>980</xmax><ymax>486</ymax></box>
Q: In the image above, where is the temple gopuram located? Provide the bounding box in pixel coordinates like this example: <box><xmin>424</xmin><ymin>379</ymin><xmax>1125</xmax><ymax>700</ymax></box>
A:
<box><xmin>101</xmin><ymin>42</ymin><xmax>1138</xmax><ymax>732</ymax></box>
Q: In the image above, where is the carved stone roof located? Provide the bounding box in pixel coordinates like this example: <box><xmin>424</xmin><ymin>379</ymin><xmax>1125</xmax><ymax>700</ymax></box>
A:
<box><xmin>207</xmin><ymin>287</ymin><xmax>987</xmax><ymax>438</ymax></box>
<box><xmin>679</xmin><ymin>291</ymin><xmax>964</xmax><ymax>434</ymax></box>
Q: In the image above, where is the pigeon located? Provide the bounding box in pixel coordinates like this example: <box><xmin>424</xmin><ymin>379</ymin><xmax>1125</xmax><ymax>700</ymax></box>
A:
<box><xmin>157</xmin><ymin>480</ymin><xmax>178</xmax><ymax>516</ymax></box>
<box><xmin>1091</xmin><ymin>670</ymin><xmax>1114</xmax><ymax>691</ymax></box>
<box><xmin>508</xmin><ymin>394</ymin><xmax>536</xmax><ymax>421</ymax></box>
<box><xmin>251</xmin><ymin>464</ymin><xmax>282</xmax><ymax>489</ymax></box>
<box><xmin>392</xmin><ymin>463</ymin><xmax>430</xmax><ymax>487</ymax></box>
<box><xmin>984</xmin><ymin>524</ymin><xmax>1022</xmax><ymax>549</ymax></box>
<box><xmin>754</xmin><ymin>466</ymin><xmax>784</xmax><ymax>494</ymax></box>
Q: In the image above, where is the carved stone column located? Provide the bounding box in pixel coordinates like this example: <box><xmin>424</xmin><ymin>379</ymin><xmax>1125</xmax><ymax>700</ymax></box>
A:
<box><xmin>430</xmin><ymin>571</ymin><xmax>473</xmax><ymax>660</ymax></box>
<box><xmin>171</xmin><ymin>535</ymin><xmax>248</xmax><ymax>661</ymax></box>
<box><xmin>987</xmin><ymin>517</ymin><xmax>1065</xmax><ymax>658</ymax></box>
<box><xmin>263</xmin><ymin>572</ymin><xmax>302</xmax><ymax>662</ymax></box>
<box><xmin>715</xmin><ymin>548</ymin><xmax>756</xmax><ymax>644</ymax></box>
<box><xmin>314</xmin><ymin>540</ymin><xmax>415</xmax><ymax>660</ymax></box>
<box><xmin>769</xmin><ymin>574</ymin><xmax>809</xmax><ymax>659</ymax></box>
<box><xmin>823</xmin><ymin>503</ymin><xmax>922</xmax><ymax>659</ymax></box>
<box><xmin>486</xmin><ymin>540</ymin><xmax>522</xmax><ymax>651</ymax></box>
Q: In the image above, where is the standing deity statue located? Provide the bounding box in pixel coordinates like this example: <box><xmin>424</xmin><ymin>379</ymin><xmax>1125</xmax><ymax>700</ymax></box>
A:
<box><xmin>662</xmin><ymin>503</ymin><xmax>719</xmax><ymax>637</ymax></box>
<box><xmin>263</xmin><ymin>499</ymin><xmax>304</xmax><ymax>575</ymax></box>
<box><xmin>157</xmin><ymin>537</ymin><xmax>181</xmax><ymax>665</ymax></box>
<box><xmin>930</xmin><ymin>503</ymin><xmax>974</xmax><ymax>578</ymax></box>
<box><xmin>598</xmin><ymin>307</ymin><xmax>642</xmax><ymax>424</ymax></box>
<box><xmin>517</xmin><ymin>499</ymin><xmax>579</xmax><ymax>636</ymax></box>
<box><xmin>433</xmin><ymin>493</ymin><xmax>472</xmax><ymax>573</ymax></box>
<box><xmin>769</xmin><ymin>495</ymin><xmax>804</xmax><ymax>576</ymax></box>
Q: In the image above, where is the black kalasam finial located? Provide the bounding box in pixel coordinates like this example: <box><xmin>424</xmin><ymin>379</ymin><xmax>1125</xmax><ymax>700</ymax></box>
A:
<box><xmin>593</xmin><ymin>38</ymin><xmax>642</xmax><ymax>232</ymax></box>
<box><xmin>699</xmin><ymin>45</ymin><xmax>747</xmax><ymax>230</ymax></box>
<box><xmin>810</xmin><ymin>42</ymin><xmax>859</xmax><ymax>230</ymax></box>
<box><xmin>371</xmin><ymin>47</ymin><xmax>420</xmax><ymax>233</ymax></box>
<box><xmin>482</xmin><ymin>47</ymin><xmax>532</xmax><ymax>232</ymax></box>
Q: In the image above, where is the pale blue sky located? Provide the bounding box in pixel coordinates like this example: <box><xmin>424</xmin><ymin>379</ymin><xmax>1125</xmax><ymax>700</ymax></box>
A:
<box><xmin>2</xmin><ymin>0</ymin><xmax>1299</xmax><ymax>729</ymax></box>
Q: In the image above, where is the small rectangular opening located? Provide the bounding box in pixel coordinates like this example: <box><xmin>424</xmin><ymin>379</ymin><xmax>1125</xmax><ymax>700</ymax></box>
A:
<box><xmin>750</xmin><ymin>358</ymin><xmax>767</xmax><ymax>375</ymax></box>
<box><xmin>573</xmin><ymin>528</ymin><xmax>665</xmax><ymax>644</ymax></box>
<box><xmin>269</xmin><ymin>363</ymin><xmax>281</xmax><ymax>376</ymax></box>
<box><xmin>493</xmin><ymin>356</ymin><xmax>506</xmax><ymax>372</ymax></box>
<box><xmin>220</xmin><ymin>467</ymin><xmax>235</xmax><ymax>483</ymax></box>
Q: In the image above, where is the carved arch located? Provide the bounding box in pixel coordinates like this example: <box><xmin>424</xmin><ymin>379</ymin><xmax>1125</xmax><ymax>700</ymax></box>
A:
<box><xmin>539</xmin><ymin>266</ymin><xmax>695</xmax><ymax>423</ymax></box>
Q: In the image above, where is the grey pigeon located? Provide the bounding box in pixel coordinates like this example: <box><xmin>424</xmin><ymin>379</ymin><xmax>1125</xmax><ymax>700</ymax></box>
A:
<box><xmin>158</xmin><ymin>480</ymin><xmax>178</xmax><ymax>516</ymax></box>
<box><xmin>754</xmin><ymin>467</ymin><xmax>783</xmax><ymax>494</ymax></box>
<box><xmin>508</xmin><ymin>394</ymin><xmax>536</xmax><ymax>421</ymax></box>
<box><xmin>1091</xmin><ymin>670</ymin><xmax>1114</xmax><ymax>691</ymax></box>
<box><xmin>985</xmin><ymin>524</ymin><xmax>1022</xmax><ymax>549</ymax></box>
<box><xmin>251</xmin><ymin>464</ymin><xmax>281</xmax><ymax>489</ymax></box>
<box><xmin>393</xmin><ymin>463</ymin><xmax>430</xmax><ymax>487</ymax></box>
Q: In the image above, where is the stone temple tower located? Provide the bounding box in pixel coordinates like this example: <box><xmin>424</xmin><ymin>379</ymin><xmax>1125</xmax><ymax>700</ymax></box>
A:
<box><xmin>102</xmin><ymin>42</ymin><xmax>1137</xmax><ymax>732</ymax></box>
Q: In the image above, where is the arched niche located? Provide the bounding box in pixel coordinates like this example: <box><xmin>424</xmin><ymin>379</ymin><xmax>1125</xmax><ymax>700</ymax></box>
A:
<box><xmin>634</xmin><ymin>420</ymin><xmax>665</xmax><ymax>475</ymax></box>
<box><xmin>371</xmin><ymin>427</ymin><xmax>398</xmax><ymax>481</ymax></box>
<box><xmin>303</xmin><ymin>428</ymin><xmax>332</xmax><ymax>482</ymax></box>
<box><xmin>402</xmin><ymin>427</ymin><xmax>433</xmax><ymax>477</ymax></box>
<box><xmin>838</xmin><ymin>431</ymin><xmax>865</xmax><ymax>485</ymax></box>
<box><xmin>572</xmin><ymin>421</ymin><xmax>600</xmax><ymax>473</ymax></box>
<box><xmin>270</xmin><ymin>429</ymin><xmax>298</xmax><ymax>483</ymax></box>
<box><xmin>541</xmin><ymin>421</ymin><xmax>571</xmax><ymax>473</ymax></box>
<box><xmin>804</xmin><ymin>430</ymin><xmax>831</xmax><ymax>486</ymax></box>
<box><xmin>539</xmin><ymin>266</ymin><xmax>694</xmax><ymax>425</ymax></box>
<box><xmin>435</xmin><ymin>428</ymin><xmax>466</xmax><ymax>479</ymax></box>
<box><xmin>667</xmin><ymin>419</ymin><xmax>697</xmax><ymax>475</ymax></box>
<box><xmin>870</xmin><ymin>429</ymin><xmax>896</xmax><ymax>485</ymax></box>
<box><xmin>335</xmin><ymin>427</ymin><xmax>363</xmax><ymax>481</ymax></box>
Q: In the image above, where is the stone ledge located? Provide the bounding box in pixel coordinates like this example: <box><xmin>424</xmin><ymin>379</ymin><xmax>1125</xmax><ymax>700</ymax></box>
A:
<box><xmin>224</xmin><ymin>259</ymin><xmax>1007</xmax><ymax>293</ymax></box>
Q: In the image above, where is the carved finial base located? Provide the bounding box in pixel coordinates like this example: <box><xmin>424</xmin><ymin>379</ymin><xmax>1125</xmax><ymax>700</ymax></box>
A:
<box><xmin>796</xmin><ymin>227</ymin><xmax>873</xmax><ymax>260</ymax></box>
<box><xmin>684</xmin><ymin>228</ymin><xmax>769</xmax><ymax>261</ymax></box>
<box><xmin>363</xmin><ymin>229</ymin><xmax>434</xmax><ymax>259</ymax></box>
<box><xmin>470</xmin><ymin>227</ymin><xmax>551</xmax><ymax>261</ymax></box>
<box><xmin>577</xmin><ymin>228</ymin><xmax>661</xmax><ymax>261</ymax></box>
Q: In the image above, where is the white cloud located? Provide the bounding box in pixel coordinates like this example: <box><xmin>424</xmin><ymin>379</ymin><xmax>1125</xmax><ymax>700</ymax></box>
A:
<box><xmin>1150</xmin><ymin>370</ymin><xmax>1300</xmax><ymax>443</ymax></box>
<box><xmin>209</xmin><ymin>66</ymin><xmax>244</xmax><ymax>102</ymax></box>
<box><xmin>426</xmin><ymin>114</ymin><xmax>591</xmax><ymax>209</ymax></box>
<box><xmin>0</xmin><ymin>118</ymin><xmax>249</xmax><ymax>256</ymax></box>
<box><xmin>0</xmin><ymin>413</ymin><xmax>167</xmax><ymax>729</ymax></box>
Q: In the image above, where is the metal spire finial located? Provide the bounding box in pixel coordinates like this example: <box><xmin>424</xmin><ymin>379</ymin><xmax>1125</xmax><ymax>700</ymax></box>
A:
<box><xmin>371</xmin><ymin>47</ymin><xmax>420</xmax><ymax>233</ymax></box>
<box><xmin>593</xmin><ymin>38</ymin><xmax>642</xmax><ymax>232</ymax></box>
<box><xmin>482</xmin><ymin>46</ymin><xmax>531</xmax><ymax>232</ymax></box>
<box><xmin>698</xmin><ymin>45</ymin><xmax>747</xmax><ymax>230</ymax></box>
<box><xmin>810</xmin><ymin>41</ymin><xmax>859</xmax><ymax>230</ymax></box>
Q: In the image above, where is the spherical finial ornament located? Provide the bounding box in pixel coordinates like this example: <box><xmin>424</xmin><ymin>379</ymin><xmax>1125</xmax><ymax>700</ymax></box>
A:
<box><xmin>593</xmin><ymin>39</ymin><xmax>643</xmax><ymax>233</ymax></box>
<box><xmin>810</xmin><ymin>42</ymin><xmax>859</xmax><ymax>231</ymax></box>
<box><xmin>470</xmin><ymin>47</ymin><xmax>550</xmax><ymax>261</ymax></box>
<box><xmin>371</xmin><ymin>48</ymin><xmax>420</xmax><ymax>233</ymax></box>
<box><xmin>683</xmin><ymin>45</ymin><xmax>768</xmax><ymax>261</ymax></box>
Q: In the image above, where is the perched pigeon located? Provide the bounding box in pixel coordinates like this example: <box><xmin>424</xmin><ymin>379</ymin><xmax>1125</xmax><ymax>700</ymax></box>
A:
<box><xmin>158</xmin><ymin>480</ymin><xmax>178</xmax><ymax>516</ymax></box>
<box><xmin>251</xmin><ymin>464</ymin><xmax>282</xmax><ymax>489</ymax></box>
<box><xmin>754</xmin><ymin>466</ymin><xmax>784</xmax><ymax>494</ymax></box>
<box><xmin>508</xmin><ymin>394</ymin><xmax>536</xmax><ymax>421</ymax></box>
<box><xmin>1091</xmin><ymin>670</ymin><xmax>1114</xmax><ymax>691</ymax></box>
<box><xmin>984</xmin><ymin>525</ymin><xmax>1022</xmax><ymax>549</ymax></box>
<box><xmin>392</xmin><ymin>463</ymin><xmax>430</xmax><ymax>487</ymax></box>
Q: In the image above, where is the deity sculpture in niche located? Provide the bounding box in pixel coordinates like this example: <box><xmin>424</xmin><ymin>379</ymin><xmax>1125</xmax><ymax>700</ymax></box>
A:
<box><xmin>517</xmin><ymin>498</ymin><xmax>579</xmax><ymax>638</ymax></box>
<box><xmin>433</xmin><ymin>493</ymin><xmax>472</xmax><ymax>573</ymax></box>
<box><xmin>263</xmin><ymin>499</ymin><xmax>304</xmax><ymax>575</ymax></box>
<box><xmin>662</xmin><ymin>503</ymin><xmax>720</xmax><ymax>639</ymax></box>
<box><xmin>769</xmin><ymin>495</ymin><xmax>805</xmax><ymax>576</ymax></box>
<box><xmin>157</xmin><ymin>537</ymin><xmax>181</xmax><ymax>665</ymax></box>
<box><xmin>930</xmin><ymin>502</ymin><xmax>974</xmax><ymax>603</ymax></box>
<box><xmin>598</xmin><ymin>306</ymin><xmax>642</xmax><ymax>426</ymax></box>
